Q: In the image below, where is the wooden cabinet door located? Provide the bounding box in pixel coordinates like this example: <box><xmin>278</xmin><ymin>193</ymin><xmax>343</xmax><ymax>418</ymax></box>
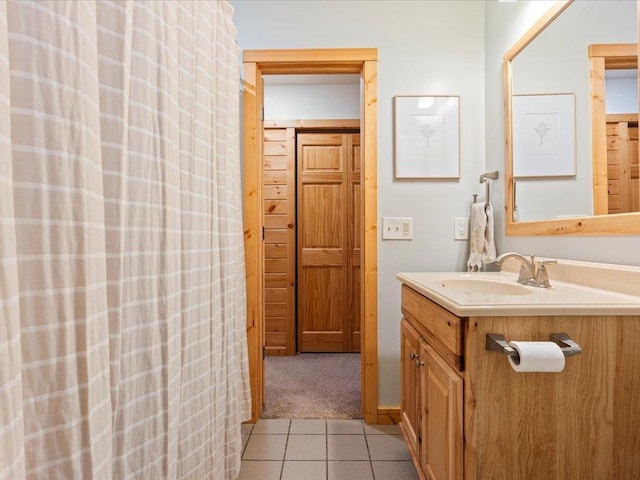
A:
<box><xmin>420</xmin><ymin>343</ymin><xmax>463</xmax><ymax>480</ymax></box>
<box><xmin>401</xmin><ymin>319</ymin><xmax>421</xmax><ymax>458</ymax></box>
<box><xmin>297</xmin><ymin>132</ymin><xmax>356</xmax><ymax>352</ymax></box>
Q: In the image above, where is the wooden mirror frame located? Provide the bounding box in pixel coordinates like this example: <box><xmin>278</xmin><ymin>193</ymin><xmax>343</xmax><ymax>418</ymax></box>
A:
<box><xmin>504</xmin><ymin>0</ymin><xmax>640</xmax><ymax>235</ymax></box>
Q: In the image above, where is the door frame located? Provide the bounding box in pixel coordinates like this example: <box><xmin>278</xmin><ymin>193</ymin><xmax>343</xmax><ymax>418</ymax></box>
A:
<box><xmin>589</xmin><ymin>43</ymin><xmax>637</xmax><ymax>215</ymax></box>
<box><xmin>242</xmin><ymin>48</ymin><xmax>378</xmax><ymax>423</ymax></box>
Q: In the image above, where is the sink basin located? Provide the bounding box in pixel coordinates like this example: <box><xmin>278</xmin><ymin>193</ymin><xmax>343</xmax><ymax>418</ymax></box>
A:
<box><xmin>439</xmin><ymin>278</ymin><xmax>533</xmax><ymax>296</ymax></box>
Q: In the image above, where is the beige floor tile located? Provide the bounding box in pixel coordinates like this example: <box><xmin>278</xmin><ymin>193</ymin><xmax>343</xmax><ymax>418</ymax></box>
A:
<box><xmin>285</xmin><ymin>434</ymin><xmax>326</xmax><ymax>460</ymax></box>
<box><xmin>327</xmin><ymin>434</ymin><xmax>369</xmax><ymax>460</ymax></box>
<box><xmin>366</xmin><ymin>434</ymin><xmax>411</xmax><ymax>461</ymax></box>
<box><xmin>327</xmin><ymin>419</ymin><xmax>364</xmax><ymax>435</ymax></box>
<box><xmin>252</xmin><ymin>418</ymin><xmax>291</xmax><ymax>435</ymax></box>
<box><xmin>290</xmin><ymin>419</ymin><xmax>326</xmax><ymax>435</ymax></box>
<box><xmin>242</xmin><ymin>434</ymin><xmax>287</xmax><ymax>460</ymax></box>
<box><xmin>281</xmin><ymin>461</ymin><xmax>326</xmax><ymax>480</ymax></box>
<box><xmin>237</xmin><ymin>460</ymin><xmax>282</xmax><ymax>480</ymax></box>
<box><xmin>327</xmin><ymin>460</ymin><xmax>374</xmax><ymax>480</ymax></box>
<box><xmin>372</xmin><ymin>460</ymin><xmax>419</xmax><ymax>480</ymax></box>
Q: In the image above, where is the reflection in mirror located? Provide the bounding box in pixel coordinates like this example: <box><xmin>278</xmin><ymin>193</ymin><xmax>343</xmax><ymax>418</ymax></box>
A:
<box><xmin>504</xmin><ymin>0</ymin><xmax>640</xmax><ymax>235</ymax></box>
<box><xmin>602</xmin><ymin>68</ymin><xmax>638</xmax><ymax>214</ymax></box>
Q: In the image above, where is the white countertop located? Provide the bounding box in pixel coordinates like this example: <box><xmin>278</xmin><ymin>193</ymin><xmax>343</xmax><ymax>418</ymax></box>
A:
<box><xmin>396</xmin><ymin>271</ymin><xmax>640</xmax><ymax>317</ymax></box>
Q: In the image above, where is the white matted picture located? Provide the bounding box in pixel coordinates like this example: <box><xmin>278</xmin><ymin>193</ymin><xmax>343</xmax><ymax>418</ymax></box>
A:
<box><xmin>394</xmin><ymin>95</ymin><xmax>460</xmax><ymax>179</ymax></box>
<box><xmin>512</xmin><ymin>93</ymin><xmax>576</xmax><ymax>178</ymax></box>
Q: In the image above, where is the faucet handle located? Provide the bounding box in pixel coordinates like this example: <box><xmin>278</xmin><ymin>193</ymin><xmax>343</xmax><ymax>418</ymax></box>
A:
<box><xmin>534</xmin><ymin>259</ymin><xmax>556</xmax><ymax>288</ymax></box>
<box><xmin>536</xmin><ymin>259</ymin><xmax>557</xmax><ymax>266</ymax></box>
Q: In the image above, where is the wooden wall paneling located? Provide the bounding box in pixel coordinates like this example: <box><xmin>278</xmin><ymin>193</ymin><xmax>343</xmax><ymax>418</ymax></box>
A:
<box><xmin>618</xmin><ymin>121</ymin><xmax>630</xmax><ymax>213</ymax></box>
<box><xmin>607</xmin><ymin>121</ymin><xmax>621</xmax><ymax>214</ymax></box>
<box><xmin>607</xmin><ymin>117</ymin><xmax>639</xmax><ymax>214</ymax></box>
<box><xmin>263</xmin><ymin>127</ymin><xmax>296</xmax><ymax>356</ymax></box>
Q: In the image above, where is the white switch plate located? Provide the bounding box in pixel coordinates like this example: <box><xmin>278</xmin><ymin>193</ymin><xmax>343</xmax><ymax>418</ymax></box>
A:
<box><xmin>454</xmin><ymin>217</ymin><xmax>468</xmax><ymax>240</ymax></box>
<box><xmin>382</xmin><ymin>217</ymin><xmax>413</xmax><ymax>240</ymax></box>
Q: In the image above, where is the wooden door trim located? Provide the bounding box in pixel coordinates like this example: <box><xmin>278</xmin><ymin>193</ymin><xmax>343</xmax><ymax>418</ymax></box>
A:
<box><xmin>243</xmin><ymin>49</ymin><xmax>378</xmax><ymax>423</ymax></box>
<box><xmin>264</xmin><ymin>119</ymin><xmax>361</xmax><ymax>130</ymax></box>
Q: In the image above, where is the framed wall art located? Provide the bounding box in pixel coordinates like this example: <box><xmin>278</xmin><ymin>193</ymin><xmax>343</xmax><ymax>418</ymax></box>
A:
<box><xmin>394</xmin><ymin>95</ymin><xmax>460</xmax><ymax>179</ymax></box>
<box><xmin>512</xmin><ymin>93</ymin><xmax>576</xmax><ymax>178</ymax></box>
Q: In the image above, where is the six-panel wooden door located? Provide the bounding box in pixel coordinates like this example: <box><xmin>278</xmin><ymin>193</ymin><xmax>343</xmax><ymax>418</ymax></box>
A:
<box><xmin>297</xmin><ymin>132</ymin><xmax>359</xmax><ymax>353</ymax></box>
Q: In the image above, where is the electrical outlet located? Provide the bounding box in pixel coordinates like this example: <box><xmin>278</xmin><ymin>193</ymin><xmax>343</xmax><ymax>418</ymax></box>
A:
<box><xmin>454</xmin><ymin>217</ymin><xmax>468</xmax><ymax>240</ymax></box>
<box><xmin>382</xmin><ymin>217</ymin><xmax>413</xmax><ymax>240</ymax></box>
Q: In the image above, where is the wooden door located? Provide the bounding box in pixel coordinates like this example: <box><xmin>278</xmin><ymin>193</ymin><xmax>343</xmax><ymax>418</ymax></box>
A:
<box><xmin>297</xmin><ymin>132</ymin><xmax>357</xmax><ymax>352</ymax></box>
<box><xmin>607</xmin><ymin>115</ymin><xmax>639</xmax><ymax>214</ymax></box>
<box><xmin>420</xmin><ymin>343</ymin><xmax>463</xmax><ymax>480</ymax></box>
<box><xmin>263</xmin><ymin>127</ymin><xmax>296</xmax><ymax>355</ymax></box>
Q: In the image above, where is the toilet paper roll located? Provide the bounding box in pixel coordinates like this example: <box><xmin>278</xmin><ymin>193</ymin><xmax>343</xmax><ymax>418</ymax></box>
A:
<box><xmin>507</xmin><ymin>341</ymin><xmax>565</xmax><ymax>372</ymax></box>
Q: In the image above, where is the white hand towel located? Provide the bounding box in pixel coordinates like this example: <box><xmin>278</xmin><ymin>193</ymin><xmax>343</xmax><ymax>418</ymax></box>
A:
<box><xmin>483</xmin><ymin>203</ymin><xmax>496</xmax><ymax>263</ymax></box>
<box><xmin>466</xmin><ymin>202</ymin><xmax>496</xmax><ymax>271</ymax></box>
<box><xmin>466</xmin><ymin>202</ymin><xmax>486</xmax><ymax>272</ymax></box>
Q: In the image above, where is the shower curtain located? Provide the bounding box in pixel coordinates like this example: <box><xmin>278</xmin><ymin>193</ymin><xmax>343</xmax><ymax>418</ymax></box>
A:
<box><xmin>0</xmin><ymin>1</ymin><xmax>250</xmax><ymax>479</ymax></box>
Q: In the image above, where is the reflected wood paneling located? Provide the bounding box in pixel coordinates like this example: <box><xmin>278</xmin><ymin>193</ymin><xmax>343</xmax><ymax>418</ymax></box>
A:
<box><xmin>607</xmin><ymin>117</ymin><xmax>638</xmax><ymax>214</ymax></box>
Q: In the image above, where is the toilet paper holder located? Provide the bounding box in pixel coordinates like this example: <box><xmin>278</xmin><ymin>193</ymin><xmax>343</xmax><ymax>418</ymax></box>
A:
<box><xmin>486</xmin><ymin>333</ymin><xmax>582</xmax><ymax>358</ymax></box>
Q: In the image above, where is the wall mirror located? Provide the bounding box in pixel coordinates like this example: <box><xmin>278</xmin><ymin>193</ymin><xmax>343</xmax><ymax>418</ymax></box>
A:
<box><xmin>504</xmin><ymin>0</ymin><xmax>640</xmax><ymax>235</ymax></box>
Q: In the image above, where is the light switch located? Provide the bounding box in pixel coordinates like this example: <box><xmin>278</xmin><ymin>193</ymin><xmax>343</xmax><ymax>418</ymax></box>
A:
<box><xmin>382</xmin><ymin>217</ymin><xmax>413</xmax><ymax>240</ymax></box>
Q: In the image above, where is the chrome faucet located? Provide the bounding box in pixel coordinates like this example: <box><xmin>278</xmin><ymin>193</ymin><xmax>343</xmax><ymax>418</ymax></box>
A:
<box><xmin>488</xmin><ymin>252</ymin><xmax>557</xmax><ymax>288</ymax></box>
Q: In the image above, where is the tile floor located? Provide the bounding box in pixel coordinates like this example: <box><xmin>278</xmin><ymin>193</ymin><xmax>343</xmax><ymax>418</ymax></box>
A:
<box><xmin>239</xmin><ymin>419</ymin><xmax>419</xmax><ymax>480</ymax></box>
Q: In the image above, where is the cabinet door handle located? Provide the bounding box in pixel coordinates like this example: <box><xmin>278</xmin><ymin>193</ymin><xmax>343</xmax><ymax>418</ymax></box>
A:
<box><xmin>410</xmin><ymin>352</ymin><xmax>418</xmax><ymax>360</ymax></box>
<box><xmin>415</xmin><ymin>359</ymin><xmax>424</xmax><ymax>368</ymax></box>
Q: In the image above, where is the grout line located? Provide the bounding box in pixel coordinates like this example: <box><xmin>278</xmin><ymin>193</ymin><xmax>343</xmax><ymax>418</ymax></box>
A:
<box><xmin>325</xmin><ymin>420</ymin><xmax>329</xmax><ymax>480</ymax></box>
<box><xmin>279</xmin><ymin>420</ymin><xmax>292</xmax><ymax>480</ymax></box>
<box><xmin>363</xmin><ymin>427</ymin><xmax>375</xmax><ymax>480</ymax></box>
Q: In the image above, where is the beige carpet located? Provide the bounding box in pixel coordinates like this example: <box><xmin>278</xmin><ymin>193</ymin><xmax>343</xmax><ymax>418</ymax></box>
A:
<box><xmin>262</xmin><ymin>353</ymin><xmax>361</xmax><ymax>419</ymax></box>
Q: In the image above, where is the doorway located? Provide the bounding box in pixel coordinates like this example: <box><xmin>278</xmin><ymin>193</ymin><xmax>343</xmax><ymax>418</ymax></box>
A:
<box><xmin>242</xmin><ymin>49</ymin><xmax>378</xmax><ymax>423</ymax></box>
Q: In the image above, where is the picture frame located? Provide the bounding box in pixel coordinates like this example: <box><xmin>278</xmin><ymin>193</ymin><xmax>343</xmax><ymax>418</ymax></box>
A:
<box><xmin>394</xmin><ymin>95</ymin><xmax>460</xmax><ymax>179</ymax></box>
<box><xmin>512</xmin><ymin>93</ymin><xmax>576</xmax><ymax>178</ymax></box>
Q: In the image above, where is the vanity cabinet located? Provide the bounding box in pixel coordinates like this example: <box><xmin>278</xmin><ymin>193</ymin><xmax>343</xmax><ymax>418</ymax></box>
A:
<box><xmin>401</xmin><ymin>285</ymin><xmax>463</xmax><ymax>480</ymax></box>
<box><xmin>399</xmin><ymin>282</ymin><xmax>640</xmax><ymax>480</ymax></box>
